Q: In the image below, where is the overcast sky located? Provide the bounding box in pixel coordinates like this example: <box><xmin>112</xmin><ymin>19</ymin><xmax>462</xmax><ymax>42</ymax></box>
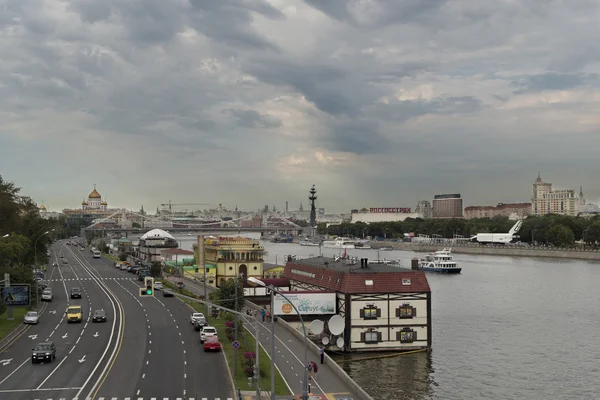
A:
<box><xmin>1</xmin><ymin>0</ymin><xmax>599</xmax><ymax>213</ymax></box>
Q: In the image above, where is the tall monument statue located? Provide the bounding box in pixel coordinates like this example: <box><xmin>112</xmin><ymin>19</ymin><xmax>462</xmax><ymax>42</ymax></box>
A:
<box><xmin>309</xmin><ymin>185</ymin><xmax>317</xmax><ymax>228</ymax></box>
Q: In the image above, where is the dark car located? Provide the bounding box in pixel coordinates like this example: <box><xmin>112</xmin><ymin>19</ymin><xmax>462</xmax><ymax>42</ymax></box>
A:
<box><xmin>70</xmin><ymin>287</ymin><xmax>82</xmax><ymax>299</ymax></box>
<box><xmin>32</xmin><ymin>342</ymin><xmax>56</xmax><ymax>363</ymax></box>
<box><xmin>162</xmin><ymin>289</ymin><xmax>174</xmax><ymax>298</ymax></box>
<box><xmin>92</xmin><ymin>309</ymin><xmax>107</xmax><ymax>322</ymax></box>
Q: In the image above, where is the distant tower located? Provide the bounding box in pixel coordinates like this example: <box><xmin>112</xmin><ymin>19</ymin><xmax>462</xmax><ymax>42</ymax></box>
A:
<box><xmin>285</xmin><ymin>201</ymin><xmax>289</xmax><ymax>214</ymax></box>
<box><xmin>309</xmin><ymin>185</ymin><xmax>317</xmax><ymax>228</ymax></box>
<box><xmin>299</xmin><ymin>202</ymin><xmax>303</xmax><ymax>211</ymax></box>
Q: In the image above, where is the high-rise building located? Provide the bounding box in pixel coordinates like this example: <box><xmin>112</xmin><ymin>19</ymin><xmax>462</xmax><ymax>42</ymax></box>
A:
<box><xmin>432</xmin><ymin>194</ymin><xmax>463</xmax><ymax>218</ymax></box>
<box><xmin>531</xmin><ymin>173</ymin><xmax>578</xmax><ymax>216</ymax></box>
<box><xmin>415</xmin><ymin>200</ymin><xmax>432</xmax><ymax>219</ymax></box>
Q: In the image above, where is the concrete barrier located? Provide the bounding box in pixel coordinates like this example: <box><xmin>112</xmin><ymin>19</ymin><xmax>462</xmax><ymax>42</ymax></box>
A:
<box><xmin>372</xmin><ymin>242</ymin><xmax>600</xmax><ymax>261</ymax></box>
<box><xmin>277</xmin><ymin>318</ymin><xmax>375</xmax><ymax>400</ymax></box>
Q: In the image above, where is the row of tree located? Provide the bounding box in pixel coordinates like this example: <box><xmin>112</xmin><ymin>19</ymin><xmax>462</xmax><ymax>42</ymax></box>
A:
<box><xmin>0</xmin><ymin>176</ymin><xmax>63</xmax><ymax>312</ymax></box>
<box><xmin>316</xmin><ymin>214</ymin><xmax>600</xmax><ymax>248</ymax></box>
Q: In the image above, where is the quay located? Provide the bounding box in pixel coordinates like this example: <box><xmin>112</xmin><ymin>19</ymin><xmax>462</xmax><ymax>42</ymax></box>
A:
<box><xmin>370</xmin><ymin>241</ymin><xmax>600</xmax><ymax>261</ymax></box>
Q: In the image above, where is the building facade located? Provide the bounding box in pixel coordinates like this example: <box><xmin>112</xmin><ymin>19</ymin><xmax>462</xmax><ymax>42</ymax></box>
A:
<box><xmin>415</xmin><ymin>201</ymin><xmax>432</xmax><ymax>219</ymax></box>
<box><xmin>350</xmin><ymin>207</ymin><xmax>421</xmax><ymax>223</ymax></box>
<box><xmin>62</xmin><ymin>186</ymin><xmax>115</xmax><ymax>226</ymax></box>
<box><xmin>531</xmin><ymin>173</ymin><xmax>578</xmax><ymax>216</ymax></box>
<box><xmin>194</xmin><ymin>236</ymin><xmax>265</xmax><ymax>288</ymax></box>
<box><xmin>137</xmin><ymin>228</ymin><xmax>179</xmax><ymax>263</ymax></box>
<box><xmin>432</xmin><ymin>194</ymin><xmax>463</xmax><ymax>218</ymax></box>
<box><xmin>282</xmin><ymin>257</ymin><xmax>432</xmax><ymax>353</ymax></box>
<box><xmin>464</xmin><ymin>203</ymin><xmax>531</xmax><ymax>219</ymax></box>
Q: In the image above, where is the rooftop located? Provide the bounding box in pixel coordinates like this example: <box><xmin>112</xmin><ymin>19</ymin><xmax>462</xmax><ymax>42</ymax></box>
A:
<box><xmin>161</xmin><ymin>248</ymin><xmax>195</xmax><ymax>255</ymax></box>
<box><xmin>284</xmin><ymin>256</ymin><xmax>430</xmax><ymax>294</ymax></box>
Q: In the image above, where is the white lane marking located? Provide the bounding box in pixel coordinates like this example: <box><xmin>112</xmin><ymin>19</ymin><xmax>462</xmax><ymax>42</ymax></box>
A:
<box><xmin>0</xmin><ymin>358</ymin><xmax>28</xmax><ymax>385</ymax></box>
<box><xmin>0</xmin><ymin>386</ymin><xmax>81</xmax><ymax>393</ymax></box>
<box><xmin>142</xmin><ymin>373</ymin><xmax>145</xmax><ymax>378</ymax></box>
<box><xmin>36</xmin><ymin>355</ymin><xmax>69</xmax><ymax>389</ymax></box>
<box><xmin>148</xmin><ymin>350</ymin><xmax>151</xmax><ymax>354</ymax></box>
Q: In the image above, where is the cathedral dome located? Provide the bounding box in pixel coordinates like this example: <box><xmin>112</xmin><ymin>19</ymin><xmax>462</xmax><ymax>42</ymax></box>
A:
<box><xmin>89</xmin><ymin>185</ymin><xmax>101</xmax><ymax>199</ymax></box>
<box><xmin>39</xmin><ymin>204</ymin><xmax>46</xmax><ymax>211</ymax></box>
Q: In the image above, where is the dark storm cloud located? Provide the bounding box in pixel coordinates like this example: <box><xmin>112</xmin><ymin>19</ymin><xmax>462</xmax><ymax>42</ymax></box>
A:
<box><xmin>320</xmin><ymin>120</ymin><xmax>393</xmax><ymax>155</ymax></box>
<box><xmin>222</xmin><ymin>109</ymin><xmax>282</xmax><ymax>129</ymax></box>
<box><xmin>512</xmin><ymin>73</ymin><xmax>600</xmax><ymax>94</ymax></box>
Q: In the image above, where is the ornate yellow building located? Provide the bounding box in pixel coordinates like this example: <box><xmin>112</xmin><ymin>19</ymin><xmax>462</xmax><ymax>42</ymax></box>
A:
<box><xmin>194</xmin><ymin>236</ymin><xmax>265</xmax><ymax>287</ymax></box>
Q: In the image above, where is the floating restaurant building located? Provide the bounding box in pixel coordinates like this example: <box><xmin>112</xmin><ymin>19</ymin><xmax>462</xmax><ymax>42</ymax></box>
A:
<box><xmin>279</xmin><ymin>256</ymin><xmax>432</xmax><ymax>352</ymax></box>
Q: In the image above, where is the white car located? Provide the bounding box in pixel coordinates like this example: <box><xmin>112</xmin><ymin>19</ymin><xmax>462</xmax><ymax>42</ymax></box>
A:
<box><xmin>154</xmin><ymin>282</ymin><xmax>163</xmax><ymax>290</ymax></box>
<box><xmin>24</xmin><ymin>311</ymin><xmax>40</xmax><ymax>324</ymax></box>
<box><xmin>190</xmin><ymin>312</ymin><xmax>205</xmax><ymax>325</ymax></box>
<box><xmin>200</xmin><ymin>326</ymin><xmax>217</xmax><ymax>343</ymax></box>
<box><xmin>41</xmin><ymin>290</ymin><xmax>53</xmax><ymax>302</ymax></box>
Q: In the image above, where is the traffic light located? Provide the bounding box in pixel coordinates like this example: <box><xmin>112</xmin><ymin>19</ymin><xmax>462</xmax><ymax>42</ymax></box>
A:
<box><xmin>139</xmin><ymin>276</ymin><xmax>154</xmax><ymax>297</ymax></box>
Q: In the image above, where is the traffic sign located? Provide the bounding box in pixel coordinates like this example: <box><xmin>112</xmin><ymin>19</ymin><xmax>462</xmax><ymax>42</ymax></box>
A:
<box><xmin>232</xmin><ymin>340</ymin><xmax>240</xmax><ymax>349</ymax></box>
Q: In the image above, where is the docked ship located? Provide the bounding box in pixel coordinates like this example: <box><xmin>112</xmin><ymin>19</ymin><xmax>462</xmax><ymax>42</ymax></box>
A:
<box><xmin>417</xmin><ymin>248</ymin><xmax>462</xmax><ymax>274</ymax></box>
<box><xmin>322</xmin><ymin>237</ymin><xmax>356</xmax><ymax>249</ymax></box>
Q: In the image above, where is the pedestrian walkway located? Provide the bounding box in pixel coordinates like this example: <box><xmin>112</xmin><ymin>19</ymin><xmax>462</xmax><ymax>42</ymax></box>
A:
<box><xmin>165</xmin><ymin>276</ymin><xmax>362</xmax><ymax>400</ymax></box>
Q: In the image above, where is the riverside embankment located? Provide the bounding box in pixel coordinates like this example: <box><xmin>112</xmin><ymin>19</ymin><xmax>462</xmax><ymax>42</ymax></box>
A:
<box><xmin>371</xmin><ymin>241</ymin><xmax>600</xmax><ymax>261</ymax></box>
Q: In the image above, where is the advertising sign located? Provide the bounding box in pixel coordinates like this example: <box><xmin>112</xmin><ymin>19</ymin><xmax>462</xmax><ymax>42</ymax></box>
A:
<box><xmin>369</xmin><ymin>207</ymin><xmax>411</xmax><ymax>213</ymax></box>
<box><xmin>274</xmin><ymin>292</ymin><xmax>336</xmax><ymax>316</ymax></box>
<box><xmin>1</xmin><ymin>285</ymin><xmax>31</xmax><ymax>306</ymax></box>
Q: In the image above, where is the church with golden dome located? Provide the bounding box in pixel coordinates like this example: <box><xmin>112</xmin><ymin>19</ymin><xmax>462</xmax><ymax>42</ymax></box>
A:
<box><xmin>62</xmin><ymin>185</ymin><xmax>115</xmax><ymax>226</ymax></box>
<box><xmin>82</xmin><ymin>185</ymin><xmax>108</xmax><ymax>211</ymax></box>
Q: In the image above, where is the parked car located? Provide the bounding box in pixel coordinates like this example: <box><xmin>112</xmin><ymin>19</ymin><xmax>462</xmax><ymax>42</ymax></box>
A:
<box><xmin>92</xmin><ymin>309</ymin><xmax>107</xmax><ymax>323</ymax></box>
<box><xmin>200</xmin><ymin>326</ymin><xmax>217</xmax><ymax>343</ymax></box>
<box><xmin>24</xmin><ymin>311</ymin><xmax>40</xmax><ymax>324</ymax></box>
<box><xmin>194</xmin><ymin>317</ymin><xmax>208</xmax><ymax>331</ymax></box>
<box><xmin>190</xmin><ymin>312</ymin><xmax>205</xmax><ymax>325</ymax></box>
<box><xmin>154</xmin><ymin>282</ymin><xmax>163</xmax><ymax>290</ymax></box>
<box><xmin>203</xmin><ymin>336</ymin><xmax>221</xmax><ymax>352</ymax></box>
<box><xmin>32</xmin><ymin>342</ymin><xmax>56</xmax><ymax>363</ymax></box>
<box><xmin>41</xmin><ymin>289</ymin><xmax>53</xmax><ymax>302</ymax></box>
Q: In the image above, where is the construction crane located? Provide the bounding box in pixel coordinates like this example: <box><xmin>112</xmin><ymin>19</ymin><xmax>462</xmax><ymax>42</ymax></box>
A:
<box><xmin>160</xmin><ymin>201</ymin><xmax>211</xmax><ymax>214</ymax></box>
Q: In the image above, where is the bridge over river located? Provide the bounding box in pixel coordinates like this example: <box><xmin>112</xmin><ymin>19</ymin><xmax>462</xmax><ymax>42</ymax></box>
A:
<box><xmin>82</xmin><ymin>226</ymin><xmax>297</xmax><ymax>235</ymax></box>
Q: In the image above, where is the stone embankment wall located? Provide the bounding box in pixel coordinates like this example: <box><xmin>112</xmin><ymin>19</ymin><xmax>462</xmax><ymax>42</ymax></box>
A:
<box><xmin>371</xmin><ymin>242</ymin><xmax>600</xmax><ymax>261</ymax></box>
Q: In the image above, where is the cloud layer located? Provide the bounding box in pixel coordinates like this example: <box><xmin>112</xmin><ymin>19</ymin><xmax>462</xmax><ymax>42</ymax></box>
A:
<box><xmin>1</xmin><ymin>0</ymin><xmax>599</xmax><ymax>212</ymax></box>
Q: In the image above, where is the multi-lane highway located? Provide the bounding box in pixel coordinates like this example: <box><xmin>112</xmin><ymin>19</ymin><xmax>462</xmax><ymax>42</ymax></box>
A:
<box><xmin>0</xmin><ymin>240</ymin><xmax>234</xmax><ymax>400</ymax></box>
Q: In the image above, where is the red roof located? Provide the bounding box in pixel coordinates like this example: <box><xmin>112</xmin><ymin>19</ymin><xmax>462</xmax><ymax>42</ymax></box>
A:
<box><xmin>284</xmin><ymin>259</ymin><xmax>430</xmax><ymax>294</ymax></box>
<box><xmin>161</xmin><ymin>248</ymin><xmax>195</xmax><ymax>255</ymax></box>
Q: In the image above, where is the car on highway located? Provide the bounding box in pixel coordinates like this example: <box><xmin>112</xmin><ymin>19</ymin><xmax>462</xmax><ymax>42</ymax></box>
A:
<box><xmin>37</xmin><ymin>280</ymin><xmax>48</xmax><ymax>289</ymax></box>
<box><xmin>92</xmin><ymin>309</ymin><xmax>107</xmax><ymax>322</ymax></box>
<box><xmin>203</xmin><ymin>336</ymin><xmax>222</xmax><ymax>352</ymax></box>
<box><xmin>52</xmin><ymin>262</ymin><xmax>58</xmax><ymax>267</ymax></box>
<box><xmin>59</xmin><ymin>254</ymin><xmax>64</xmax><ymax>258</ymax></box>
<box><xmin>31</xmin><ymin>342</ymin><xmax>56</xmax><ymax>363</ymax></box>
<box><xmin>24</xmin><ymin>311</ymin><xmax>40</xmax><ymax>324</ymax></box>
<box><xmin>193</xmin><ymin>316</ymin><xmax>208</xmax><ymax>331</ymax></box>
<box><xmin>66</xmin><ymin>305</ymin><xmax>83</xmax><ymax>323</ymax></box>
<box><xmin>41</xmin><ymin>289</ymin><xmax>53</xmax><ymax>302</ymax></box>
<box><xmin>62</xmin><ymin>259</ymin><xmax>68</xmax><ymax>264</ymax></box>
<box><xmin>162</xmin><ymin>289</ymin><xmax>174</xmax><ymax>297</ymax></box>
<box><xmin>70</xmin><ymin>287</ymin><xmax>82</xmax><ymax>299</ymax></box>
<box><xmin>154</xmin><ymin>281</ymin><xmax>163</xmax><ymax>290</ymax></box>
<box><xmin>200</xmin><ymin>326</ymin><xmax>217</xmax><ymax>343</ymax></box>
<box><xmin>190</xmin><ymin>312</ymin><xmax>205</xmax><ymax>325</ymax></box>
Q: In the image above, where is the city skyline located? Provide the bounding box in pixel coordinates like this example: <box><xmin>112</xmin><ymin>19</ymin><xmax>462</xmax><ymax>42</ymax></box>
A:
<box><xmin>1</xmin><ymin>1</ymin><xmax>599</xmax><ymax>211</ymax></box>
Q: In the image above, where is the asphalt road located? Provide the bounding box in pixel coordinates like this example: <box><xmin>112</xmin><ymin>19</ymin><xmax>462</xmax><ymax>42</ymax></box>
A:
<box><xmin>0</xmin><ymin>239</ymin><xmax>233</xmax><ymax>400</ymax></box>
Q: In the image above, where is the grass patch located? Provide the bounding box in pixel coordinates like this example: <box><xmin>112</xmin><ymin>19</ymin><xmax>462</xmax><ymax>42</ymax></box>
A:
<box><xmin>170</xmin><ymin>284</ymin><xmax>291</xmax><ymax>395</ymax></box>
<box><xmin>102</xmin><ymin>253</ymin><xmax>120</xmax><ymax>263</ymax></box>
<box><xmin>0</xmin><ymin>307</ymin><xmax>27</xmax><ymax>340</ymax></box>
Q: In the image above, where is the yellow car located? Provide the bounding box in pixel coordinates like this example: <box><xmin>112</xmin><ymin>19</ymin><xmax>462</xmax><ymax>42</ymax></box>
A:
<box><xmin>66</xmin><ymin>306</ymin><xmax>83</xmax><ymax>323</ymax></box>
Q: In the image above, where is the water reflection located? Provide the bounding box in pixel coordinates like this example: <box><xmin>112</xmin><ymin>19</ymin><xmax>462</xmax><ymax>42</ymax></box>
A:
<box><xmin>331</xmin><ymin>351</ymin><xmax>435</xmax><ymax>400</ymax></box>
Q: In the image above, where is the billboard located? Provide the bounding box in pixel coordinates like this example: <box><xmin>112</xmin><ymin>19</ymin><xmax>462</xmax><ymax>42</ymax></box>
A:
<box><xmin>273</xmin><ymin>292</ymin><xmax>336</xmax><ymax>316</ymax></box>
<box><xmin>1</xmin><ymin>285</ymin><xmax>31</xmax><ymax>306</ymax></box>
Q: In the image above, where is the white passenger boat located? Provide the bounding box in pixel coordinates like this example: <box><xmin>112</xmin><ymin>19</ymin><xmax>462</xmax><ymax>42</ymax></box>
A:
<box><xmin>417</xmin><ymin>248</ymin><xmax>462</xmax><ymax>274</ymax></box>
<box><xmin>322</xmin><ymin>237</ymin><xmax>356</xmax><ymax>249</ymax></box>
<box><xmin>299</xmin><ymin>240</ymin><xmax>320</xmax><ymax>246</ymax></box>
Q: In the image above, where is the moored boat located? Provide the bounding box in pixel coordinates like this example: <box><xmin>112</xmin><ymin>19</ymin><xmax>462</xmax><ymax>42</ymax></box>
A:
<box><xmin>299</xmin><ymin>240</ymin><xmax>320</xmax><ymax>246</ymax></box>
<box><xmin>322</xmin><ymin>237</ymin><xmax>356</xmax><ymax>249</ymax></box>
<box><xmin>417</xmin><ymin>248</ymin><xmax>462</xmax><ymax>273</ymax></box>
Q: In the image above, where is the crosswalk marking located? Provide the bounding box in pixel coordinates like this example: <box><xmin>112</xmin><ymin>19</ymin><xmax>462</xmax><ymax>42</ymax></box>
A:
<box><xmin>46</xmin><ymin>278</ymin><xmax>134</xmax><ymax>282</ymax></box>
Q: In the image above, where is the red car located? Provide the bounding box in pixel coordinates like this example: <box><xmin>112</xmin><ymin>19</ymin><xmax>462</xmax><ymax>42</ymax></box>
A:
<box><xmin>203</xmin><ymin>336</ymin><xmax>221</xmax><ymax>352</ymax></box>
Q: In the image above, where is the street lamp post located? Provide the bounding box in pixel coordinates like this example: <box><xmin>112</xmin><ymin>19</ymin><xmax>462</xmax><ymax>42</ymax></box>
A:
<box><xmin>34</xmin><ymin>229</ymin><xmax>54</xmax><ymax>268</ymax></box>
<box><xmin>248</xmin><ymin>277</ymin><xmax>310</xmax><ymax>400</ymax></box>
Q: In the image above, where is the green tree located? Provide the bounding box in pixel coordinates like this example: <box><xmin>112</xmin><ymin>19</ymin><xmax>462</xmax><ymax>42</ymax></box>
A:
<box><xmin>215</xmin><ymin>278</ymin><xmax>245</xmax><ymax>312</ymax></box>
<box><xmin>546</xmin><ymin>224</ymin><xmax>575</xmax><ymax>247</ymax></box>
<box><xmin>132</xmin><ymin>222</ymin><xmax>141</xmax><ymax>228</ymax></box>
<box><xmin>150</xmin><ymin>262</ymin><xmax>162</xmax><ymax>278</ymax></box>
<box><xmin>119</xmin><ymin>252</ymin><xmax>128</xmax><ymax>262</ymax></box>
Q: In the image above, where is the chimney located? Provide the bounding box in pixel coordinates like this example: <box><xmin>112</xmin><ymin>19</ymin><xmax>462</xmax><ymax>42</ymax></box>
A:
<box><xmin>411</xmin><ymin>258</ymin><xmax>419</xmax><ymax>270</ymax></box>
<box><xmin>360</xmin><ymin>258</ymin><xmax>364</xmax><ymax>268</ymax></box>
<box><xmin>364</xmin><ymin>258</ymin><xmax>368</xmax><ymax>268</ymax></box>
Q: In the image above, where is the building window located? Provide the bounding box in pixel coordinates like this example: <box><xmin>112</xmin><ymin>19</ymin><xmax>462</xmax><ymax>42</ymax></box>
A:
<box><xmin>360</xmin><ymin>305</ymin><xmax>381</xmax><ymax>320</ymax></box>
<box><xmin>397</xmin><ymin>328</ymin><xmax>417</xmax><ymax>343</ymax></box>
<box><xmin>361</xmin><ymin>331</ymin><xmax>381</xmax><ymax>344</ymax></box>
<box><xmin>396</xmin><ymin>303</ymin><xmax>417</xmax><ymax>319</ymax></box>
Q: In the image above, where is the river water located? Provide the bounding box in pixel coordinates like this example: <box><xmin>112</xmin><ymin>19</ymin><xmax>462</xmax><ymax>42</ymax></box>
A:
<box><xmin>163</xmin><ymin>235</ymin><xmax>600</xmax><ymax>399</ymax></box>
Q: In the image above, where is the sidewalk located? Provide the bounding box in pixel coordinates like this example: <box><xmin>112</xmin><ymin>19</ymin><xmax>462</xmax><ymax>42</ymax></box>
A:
<box><xmin>165</xmin><ymin>275</ymin><xmax>361</xmax><ymax>400</ymax></box>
